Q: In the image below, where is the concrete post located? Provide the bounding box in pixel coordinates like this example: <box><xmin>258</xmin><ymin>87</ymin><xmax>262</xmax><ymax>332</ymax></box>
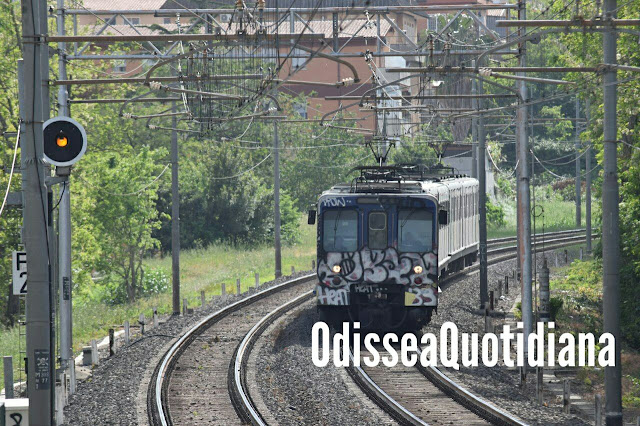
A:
<box><xmin>539</xmin><ymin>259</ymin><xmax>550</xmax><ymax>323</ymax></box>
<box><xmin>516</xmin><ymin>0</ymin><xmax>533</xmax><ymax>362</ymax></box>
<box><xmin>595</xmin><ymin>394</ymin><xmax>602</xmax><ymax>426</ymax></box>
<box><xmin>139</xmin><ymin>313</ymin><xmax>145</xmax><ymax>334</ymax></box>
<box><xmin>603</xmin><ymin>0</ymin><xmax>622</xmax><ymax>421</ymax></box>
<box><xmin>563</xmin><ymin>379</ymin><xmax>570</xmax><ymax>414</ymax></box>
<box><xmin>21</xmin><ymin>0</ymin><xmax>54</xmax><ymax>418</ymax></box>
<box><xmin>200</xmin><ymin>290</ymin><xmax>205</xmax><ymax>307</ymax></box>
<box><xmin>108</xmin><ymin>329</ymin><xmax>114</xmax><ymax>356</ymax></box>
<box><xmin>171</xmin><ymin>100</ymin><xmax>181</xmax><ymax>316</ymax></box>
<box><xmin>477</xmin><ymin>70</ymin><xmax>488</xmax><ymax>310</ymax></box>
<box><xmin>255</xmin><ymin>273</ymin><xmax>259</xmax><ymax>288</ymax></box>
<box><xmin>575</xmin><ymin>96</ymin><xmax>581</xmax><ymax>227</ymax></box>
<box><xmin>124</xmin><ymin>321</ymin><xmax>130</xmax><ymax>345</ymax></box>
<box><xmin>236</xmin><ymin>278</ymin><xmax>241</xmax><ymax>295</ymax></box>
<box><xmin>91</xmin><ymin>340</ymin><xmax>98</xmax><ymax>366</ymax></box>
<box><xmin>4</xmin><ymin>356</ymin><xmax>14</xmax><ymax>398</ymax></box>
<box><xmin>153</xmin><ymin>309</ymin><xmax>158</xmax><ymax>327</ymax></box>
<box><xmin>274</xmin><ymin>119</ymin><xmax>282</xmax><ymax>278</ymax></box>
<box><xmin>536</xmin><ymin>367</ymin><xmax>543</xmax><ymax>405</ymax></box>
<box><xmin>183</xmin><ymin>298</ymin><xmax>188</xmax><ymax>315</ymax></box>
<box><xmin>221</xmin><ymin>283</ymin><xmax>226</xmax><ymax>297</ymax></box>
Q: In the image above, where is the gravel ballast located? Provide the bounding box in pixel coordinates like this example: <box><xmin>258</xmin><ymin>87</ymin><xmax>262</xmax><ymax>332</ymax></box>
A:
<box><xmin>63</xmin><ymin>272</ymin><xmax>313</xmax><ymax>425</ymax></box>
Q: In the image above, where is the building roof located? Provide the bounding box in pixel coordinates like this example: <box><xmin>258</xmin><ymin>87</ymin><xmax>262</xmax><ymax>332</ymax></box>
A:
<box><xmin>81</xmin><ymin>0</ymin><xmax>168</xmax><ymax>11</ymax></box>
<box><xmin>94</xmin><ymin>19</ymin><xmax>391</xmax><ymax>39</ymax></box>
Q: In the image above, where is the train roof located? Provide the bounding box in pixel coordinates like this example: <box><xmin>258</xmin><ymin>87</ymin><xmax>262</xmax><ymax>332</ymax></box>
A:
<box><xmin>320</xmin><ymin>164</ymin><xmax>478</xmax><ymax>197</ymax></box>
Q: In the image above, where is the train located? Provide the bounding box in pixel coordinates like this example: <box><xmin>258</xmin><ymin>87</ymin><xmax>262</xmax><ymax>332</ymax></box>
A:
<box><xmin>309</xmin><ymin>165</ymin><xmax>479</xmax><ymax>330</ymax></box>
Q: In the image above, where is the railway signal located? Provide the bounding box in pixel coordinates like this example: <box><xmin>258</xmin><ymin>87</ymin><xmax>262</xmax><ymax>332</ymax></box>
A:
<box><xmin>42</xmin><ymin>116</ymin><xmax>87</xmax><ymax>168</ymax></box>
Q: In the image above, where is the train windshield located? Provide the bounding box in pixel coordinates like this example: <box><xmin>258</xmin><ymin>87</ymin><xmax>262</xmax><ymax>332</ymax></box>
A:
<box><xmin>398</xmin><ymin>209</ymin><xmax>433</xmax><ymax>252</ymax></box>
<box><xmin>323</xmin><ymin>210</ymin><xmax>358</xmax><ymax>252</ymax></box>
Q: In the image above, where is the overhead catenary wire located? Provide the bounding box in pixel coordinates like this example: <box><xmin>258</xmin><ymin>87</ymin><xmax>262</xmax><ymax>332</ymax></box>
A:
<box><xmin>0</xmin><ymin>124</ymin><xmax>20</xmax><ymax>220</ymax></box>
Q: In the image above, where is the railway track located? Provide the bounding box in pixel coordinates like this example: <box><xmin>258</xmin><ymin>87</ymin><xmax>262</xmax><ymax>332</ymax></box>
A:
<box><xmin>148</xmin><ymin>230</ymin><xmax>595</xmax><ymax>425</ymax></box>
<box><xmin>147</xmin><ymin>274</ymin><xmax>315</xmax><ymax>425</ymax></box>
<box><xmin>486</xmin><ymin>228</ymin><xmax>587</xmax><ymax>249</ymax></box>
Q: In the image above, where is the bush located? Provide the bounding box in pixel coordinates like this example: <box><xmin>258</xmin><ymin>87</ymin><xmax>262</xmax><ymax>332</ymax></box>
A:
<box><xmin>486</xmin><ymin>199</ymin><xmax>506</xmax><ymax>227</ymax></box>
<box><xmin>550</xmin><ymin>297</ymin><xmax>563</xmax><ymax>322</ymax></box>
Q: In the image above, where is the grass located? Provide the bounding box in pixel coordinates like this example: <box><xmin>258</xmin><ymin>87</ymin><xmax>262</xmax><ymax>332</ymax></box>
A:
<box><xmin>0</xmin><ymin>195</ymin><xmax>592</xmax><ymax>391</ymax></box>
<box><xmin>488</xmin><ymin>196</ymin><xmax>596</xmax><ymax>239</ymax></box>
<box><xmin>0</xmin><ymin>217</ymin><xmax>317</xmax><ymax>391</ymax></box>
<box><xmin>550</xmin><ymin>258</ymin><xmax>640</xmax><ymax>417</ymax></box>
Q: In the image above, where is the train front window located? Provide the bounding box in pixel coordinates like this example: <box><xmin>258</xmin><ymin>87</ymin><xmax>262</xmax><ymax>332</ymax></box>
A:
<box><xmin>398</xmin><ymin>209</ymin><xmax>433</xmax><ymax>252</ymax></box>
<box><xmin>368</xmin><ymin>211</ymin><xmax>387</xmax><ymax>249</ymax></box>
<box><xmin>323</xmin><ymin>210</ymin><xmax>358</xmax><ymax>252</ymax></box>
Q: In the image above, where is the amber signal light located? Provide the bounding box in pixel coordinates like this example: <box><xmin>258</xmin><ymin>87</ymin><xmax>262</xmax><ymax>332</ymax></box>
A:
<box><xmin>56</xmin><ymin>134</ymin><xmax>68</xmax><ymax>147</ymax></box>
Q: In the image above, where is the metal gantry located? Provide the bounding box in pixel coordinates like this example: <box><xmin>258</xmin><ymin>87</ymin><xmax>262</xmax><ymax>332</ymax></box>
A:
<box><xmin>13</xmin><ymin>0</ymin><xmax>636</xmax><ymax>423</ymax></box>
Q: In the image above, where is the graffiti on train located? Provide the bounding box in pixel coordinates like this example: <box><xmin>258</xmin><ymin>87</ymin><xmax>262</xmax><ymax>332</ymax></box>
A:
<box><xmin>317</xmin><ymin>247</ymin><xmax>437</xmax><ymax>288</ymax></box>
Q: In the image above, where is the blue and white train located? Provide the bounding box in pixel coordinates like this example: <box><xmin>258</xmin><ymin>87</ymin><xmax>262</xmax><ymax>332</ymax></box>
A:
<box><xmin>309</xmin><ymin>165</ymin><xmax>479</xmax><ymax>329</ymax></box>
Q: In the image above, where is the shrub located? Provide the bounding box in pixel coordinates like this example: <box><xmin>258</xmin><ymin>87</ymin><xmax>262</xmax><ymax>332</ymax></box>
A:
<box><xmin>550</xmin><ymin>297</ymin><xmax>563</xmax><ymax>322</ymax></box>
<box><xmin>486</xmin><ymin>199</ymin><xmax>506</xmax><ymax>227</ymax></box>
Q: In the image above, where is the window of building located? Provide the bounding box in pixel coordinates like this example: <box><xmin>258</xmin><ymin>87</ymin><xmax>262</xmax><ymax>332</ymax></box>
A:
<box><xmin>292</xmin><ymin>48</ymin><xmax>307</xmax><ymax>70</ymax></box>
<box><xmin>163</xmin><ymin>17</ymin><xmax>172</xmax><ymax>24</ymax></box>
<box><xmin>398</xmin><ymin>209</ymin><xmax>433</xmax><ymax>252</ymax></box>
<box><xmin>113</xmin><ymin>60</ymin><xmax>127</xmax><ymax>73</ymax></box>
<box><xmin>129</xmin><ymin>17</ymin><xmax>140</xmax><ymax>25</ymax></box>
<box><xmin>293</xmin><ymin>102</ymin><xmax>307</xmax><ymax>119</ymax></box>
<box><xmin>323</xmin><ymin>210</ymin><xmax>358</xmax><ymax>252</ymax></box>
<box><xmin>368</xmin><ymin>211</ymin><xmax>387</xmax><ymax>249</ymax></box>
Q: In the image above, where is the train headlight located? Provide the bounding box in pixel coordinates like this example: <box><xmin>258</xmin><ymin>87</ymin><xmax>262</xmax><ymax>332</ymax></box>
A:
<box><xmin>413</xmin><ymin>265</ymin><xmax>423</xmax><ymax>274</ymax></box>
<box><xmin>332</xmin><ymin>265</ymin><xmax>341</xmax><ymax>273</ymax></box>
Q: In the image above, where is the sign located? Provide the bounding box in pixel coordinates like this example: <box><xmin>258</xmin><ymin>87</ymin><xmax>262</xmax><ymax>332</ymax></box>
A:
<box><xmin>12</xmin><ymin>251</ymin><xmax>27</xmax><ymax>295</ymax></box>
<box><xmin>34</xmin><ymin>349</ymin><xmax>50</xmax><ymax>390</ymax></box>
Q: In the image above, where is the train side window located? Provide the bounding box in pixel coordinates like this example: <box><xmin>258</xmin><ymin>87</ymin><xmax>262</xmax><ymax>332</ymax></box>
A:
<box><xmin>368</xmin><ymin>211</ymin><xmax>387</xmax><ymax>249</ymax></box>
<box><xmin>323</xmin><ymin>210</ymin><xmax>358</xmax><ymax>252</ymax></box>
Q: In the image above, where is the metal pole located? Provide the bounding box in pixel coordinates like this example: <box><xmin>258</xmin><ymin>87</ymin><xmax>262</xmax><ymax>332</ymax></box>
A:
<box><xmin>21</xmin><ymin>0</ymin><xmax>54</xmax><ymax>421</ymax></box>
<box><xmin>478</xmin><ymin>76</ymin><xmax>488</xmax><ymax>309</ymax></box>
<box><xmin>274</xmin><ymin>118</ymin><xmax>282</xmax><ymax>278</ymax></box>
<box><xmin>516</xmin><ymin>0</ymin><xmax>533</xmax><ymax>360</ymax></box>
<box><xmin>575</xmin><ymin>96</ymin><xmax>581</xmax><ymax>227</ymax></box>
<box><xmin>57</xmin><ymin>0</ymin><xmax>75</xmax><ymax>396</ymax></box>
<box><xmin>602</xmin><ymin>0</ymin><xmax>622</xmax><ymax>422</ymax></box>
<box><xmin>471</xmin><ymin>62</ymin><xmax>478</xmax><ymax>179</ymax></box>
<box><xmin>586</xmin><ymin>100</ymin><xmax>592</xmax><ymax>252</ymax></box>
<box><xmin>171</xmin><ymin>103</ymin><xmax>180</xmax><ymax>315</ymax></box>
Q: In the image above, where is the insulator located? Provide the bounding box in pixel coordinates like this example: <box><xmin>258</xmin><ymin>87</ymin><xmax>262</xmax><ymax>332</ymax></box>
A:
<box><xmin>149</xmin><ymin>81</ymin><xmax>162</xmax><ymax>91</ymax></box>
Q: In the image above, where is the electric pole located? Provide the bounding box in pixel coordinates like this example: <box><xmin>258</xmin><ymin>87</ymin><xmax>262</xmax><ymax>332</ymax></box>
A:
<box><xmin>274</xmin><ymin>118</ymin><xmax>282</xmax><ymax>278</ymax></box>
<box><xmin>585</xmin><ymin>97</ymin><xmax>592</xmax><ymax>253</ymax></box>
<box><xmin>471</xmin><ymin>68</ymin><xmax>478</xmax><ymax>179</ymax></box>
<box><xmin>602</xmin><ymin>0</ymin><xmax>622</xmax><ymax>422</ymax></box>
<box><xmin>21</xmin><ymin>0</ymin><xmax>54</xmax><ymax>422</ymax></box>
<box><xmin>478</xmin><ymin>74</ymin><xmax>488</xmax><ymax>310</ymax></box>
<box><xmin>515</xmin><ymin>0</ymin><xmax>533</xmax><ymax>360</ymax></box>
<box><xmin>57</xmin><ymin>0</ymin><xmax>75</xmax><ymax>395</ymax></box>
<box><xmin>171</xmin><ymin>104</ymin><xmax>180</xmax><ymax>315</ymax></box>
<box><xmin>575</xmin><ymin>96</ymin><xmax>581</xmax><ymax>227</ymax></box>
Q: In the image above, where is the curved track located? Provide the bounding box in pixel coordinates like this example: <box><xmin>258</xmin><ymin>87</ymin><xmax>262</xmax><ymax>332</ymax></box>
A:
<box><xmin>147</xmin><ymin>274</ymin><xmax>315</xmax><ymax>425</ymax></box>
<box><xmin>149</xmin><ymin>230</ymin><xmax>594</xmax><ymax>425</ymax></box>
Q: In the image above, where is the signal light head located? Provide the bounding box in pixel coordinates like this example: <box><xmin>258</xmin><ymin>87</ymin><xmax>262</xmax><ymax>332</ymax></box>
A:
<box><xmin>332</xmin><ymin>265</ymin><xmax>341</xmax><ymax>274</ymax></box>
<box><xmin>56</xmin><ymin>134</ymin><xmax>68</xmax><ymax>147</ymax></box>
<box><xmin>413</xmin><ymin>265</ymin><xmax>423</xmax><ymax>274</ymax></box>
<box><xmin>42</xmin><ymin>117</ymin><xmax>87</xmax><ymax>167</ymax></box>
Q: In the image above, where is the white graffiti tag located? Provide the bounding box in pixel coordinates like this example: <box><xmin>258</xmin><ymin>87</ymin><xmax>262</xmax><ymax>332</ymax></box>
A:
<box><xmin>316</xmin><ymin>285</ymin><xmax>349</xmax><ymax>305</ymax></box>
<box><xmin>320</xmin><ymin>196</ymin><xmax>347</xmax><ymax>207</ymax></box>
<box><xmin>317</xmin><ymin>247</ymin><xmax>438</xmax><ymax>288</ymax></box>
